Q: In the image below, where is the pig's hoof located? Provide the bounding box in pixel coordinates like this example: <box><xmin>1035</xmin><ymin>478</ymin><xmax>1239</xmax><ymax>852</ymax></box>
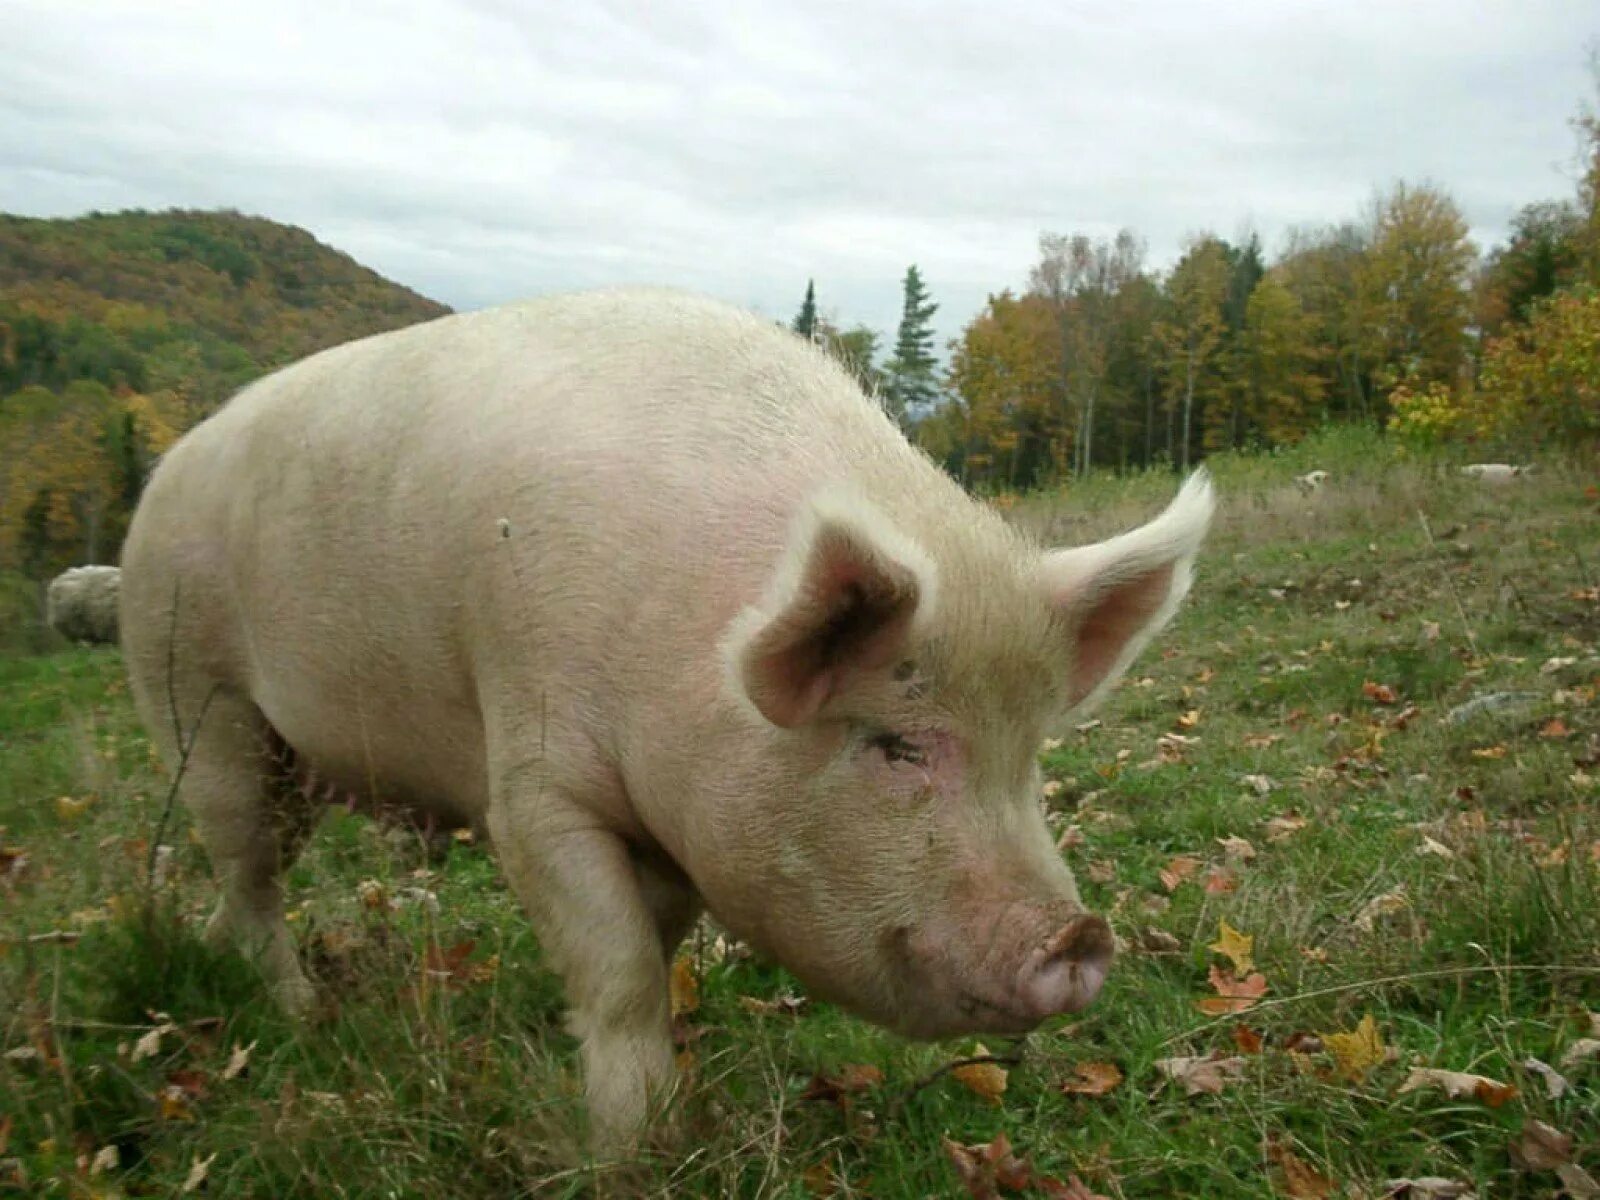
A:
<box><xmin>271</xmin><ymin>975</ymin><xmax>318</xmax><ymax>1019</ymax></box>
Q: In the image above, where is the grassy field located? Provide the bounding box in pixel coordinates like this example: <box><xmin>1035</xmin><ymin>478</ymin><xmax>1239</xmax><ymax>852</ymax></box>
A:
<box><xmin>2</xmin><ymin>432</ymin><xmax>1597</xmax><ymax>1197</ymax></box>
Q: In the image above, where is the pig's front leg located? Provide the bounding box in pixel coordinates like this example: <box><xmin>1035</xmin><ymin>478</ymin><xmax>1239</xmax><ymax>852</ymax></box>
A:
<box><xmin>487</xmin><ymin>778</ymin><xmax>677</xmax><ymax>1154</ymax></box>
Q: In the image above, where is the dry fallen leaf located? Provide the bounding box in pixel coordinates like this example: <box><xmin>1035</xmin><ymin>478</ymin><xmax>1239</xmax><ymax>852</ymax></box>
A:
<box><xmin>802</xmin><ymin>1158</ymin><xmax>839</xmax><ymax>1197</ymax></box>
<box><xmin>1059</xmin><ymin>1061</ymin><xmax>1123</xmax><ymax>1097</ymax></box>
<box><xmin>1036</xmin><ymin>1176</ymin><xmax>1111</xmax><ymax>1200</ymax></box>
<box><xmin>89</xmin><ymin>1145</ymin><xmax>118</xmax><ymax>1176</ymax></box>
<box><xmin>1322</xmin><ymin>1013</ymin><xmax>1386</xmax><ymax>1083</ymax></box>
<box><xmin>1158</xmin><ymin>855</ymin><xmax>1202</xmax><ymax>892</ymax></box>
<box><xmin>130</xmin><ymin>1022</ymin><xmax>176</xmax><ymax>1064</ymax></box>
<box><xmin>1509</xmin><ymin>1118</ymin><xmax>1573</xmax><ymax>1171</ymax></box>
<box><xmin>1216</xmin><ymin>835</ymin><xmax>1257</xmax><ymax>862</ymax></box>
<box><xmin>221</xmin><ymin>1040</ymin><xmax>256</xmax><ymax>1082</ymax></box>
<box><xmin>1154</xmin><ymin>1054</ymin><xmax>1247</xmax><ymax>1096</ymax></box>
<box><xmin>1522</xmin><ymin>1056</ymin><xmax>1569</xmax><ymax>1099</ymax></box>
<box><xmin>1470</xmin><ymin>745</ymin><xmax>1507</xmax><ymax>760</ymax></box>
<box><xmin>1208</xmin><ymin>920</ymin><xmax>1255</xmax><ymax>974</ymax></box>
<box><xmin>1268</xmin><ymin>1139</ymin><xmax>1335</xmax><ymax>1200</ymax></box>
<box><xmin>1417</xmin><ymin>835</ymin><xmax>1455</xmax><ymax>860</ymax></box>
<box><xmin>1203</xmin><ymin>867</ymin><xmax>1239</xmax><ymax>894</ymax></box>
<box><xmin>1363</xmin><ymin>681</ymin><xmax>1399</xmax><ymax>705</ymax></box>
<box><xmin>1381</xmin><ymin>1178</ymin><xmax>1477</xmax><ymax>1199</ymax></box>
<box><xmin>55</xmin><ymin>795</ymin><xmax>94</xmax><ymax>822</ymax></box>
<box><xmin>1560</xmin><ymin>1038</ymin><xmax>1600</xmax><ymax>1070</ymax></box>
<box><xmin>953</xmin><ymin>1044</ymin><xmax>1008</xmax><ymax>1104</ymax></box>
<box><xmin>669</xmin><ymin>956</ymin><xmax>699</xmax><ymax>1018</ymax></box>
<box><xmin>181</xmin><ymin>1152</ymin><xmax>218</xmax><ymax>1194</ymax></box>
<box><xmin>1353</xmin><ymin>886</ymin><xmax>1409</xmax><ymax>932</ymax></box>
<box><xmin>1264</xmin><ymin>811</ymin><xmax>1307</xmax><ymax>842</ymax></box>
<box><xmin>800</xmin><ymin>1063</ymin><xmax>884</xmax><ymax>1106</ymax></box>
<box><xmin>1139</xmin><ymin>927</ymin><xmax>1182</xmax><ymax>954</ymax></box>
<box><xmin>943</xmin><ymin>1131</ymin><xmax>1033</xmax><ymax>1198</ymax></box>
<box><xmin>1176</xmin><ymin>709</ymin><xmax>1202</xmax><ymax>730</ymax></box>
<box><xmin>1539</xmin><ymin>718</ymin><xmax>1572</xmax><ymax>739</ymax></box>
<box><xmin>1232</xmin><ymin>1024</ymin><xmax>1264</xmax><ymax>1055</ymax></box>
<box><xmin>1399</xmin><ymin>1067</ymin><xmax>1518</xmax><ymax>1107</ymax></box>
<box><xmin>1196</xmin><ymin>965</ymin><xmax>1268</xmax><ymax>1015</ymax></box>
<box><xmin>738</xmin><ymin>991</ymin><xmax>807</xmax><ymax>1018</ymax></box>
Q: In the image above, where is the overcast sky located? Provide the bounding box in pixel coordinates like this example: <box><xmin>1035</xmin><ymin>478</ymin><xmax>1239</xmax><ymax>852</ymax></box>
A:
<box><xmin>2</xmin><ymin>1</ymin><xmax>1596</xmax><ymax>348</ymax></box>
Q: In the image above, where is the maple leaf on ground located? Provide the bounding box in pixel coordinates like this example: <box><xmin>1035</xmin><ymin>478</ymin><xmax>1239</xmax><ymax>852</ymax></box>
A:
<box><xmin>1322</xmin><ymin>1013</ymin><xmax>1386</xmax><ymax>1083</ymax></box>
<box><xmin>1155</xmin><ymin>1054</ymin><xmax>1248</xmax><ymax>1096</ymax></box>
<box><xmin>1207</xmin><ymin>920</ymin><xmax>1255</xmax><ymax>973</ymax></box>
<box><xmin>953</xmin><ymin>1044</ymin><xmax>1008</xmax><ymax>1104</ymax></box>
<box><xmin>1059</xmin><ymin>1061</ymin><xmax>1123</xmax><ymax>1097</ymax></box>
<box><xmin>1203</xmin><ymin>867</ymin><xmax>1239</xmax><ymax>894</ymax></box>
<box><xmin>1158</xmin><ymin>855</ymin><xmax>1202</xmax><ymax>892</ymax></box>
<box><xmin>1398</xmin><ymin>1067</ymin><xmax>1518</xmax><ymax>1107</ymax></box>
<box><xmin>1232</xmin><ymin>1025</ymin><xmax>1264</xmax><ymax>1055</ymax></box>
<box><xmin>1363</xmin><ymin>681</ymin><xmax>1399</xmax><ymax>705</ymax></box>
<box><xmin>1268</xmin><ymin>1139</ymin><xmax>1335</xmax><ymax>1199</ymax></box>
<box><xmin>1196</xmin><ymin>965</ymin><xmax>1268</xmax><ymax>1015</ymax></box>
<box><xmin>800</xmin><ymin>1063</ymin><xmax>883</xmax><ymax>1106</ymax></box>
<box><xmin>942</xmin><ymin>1132</ymin><xmax>1033</xmax><ymax>1198</ymax></box>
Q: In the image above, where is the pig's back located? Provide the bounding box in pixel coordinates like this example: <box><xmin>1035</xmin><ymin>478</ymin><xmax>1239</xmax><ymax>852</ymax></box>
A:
<box><xmin>132</xmin><ymin>289</ymin><xmax>948</xmax><ymax>805</ymax></box>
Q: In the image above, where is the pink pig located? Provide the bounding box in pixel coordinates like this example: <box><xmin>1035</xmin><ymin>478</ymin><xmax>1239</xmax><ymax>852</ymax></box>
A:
<box><xmin>119</xmin><ymin>288</ymin><xmax>1213</xmax><ymax>1149</ymax></box>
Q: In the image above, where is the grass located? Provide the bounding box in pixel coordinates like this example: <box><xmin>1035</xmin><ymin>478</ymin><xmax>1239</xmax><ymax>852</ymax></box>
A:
<box><xmin>2</xmin><ymin>430</ymin><xmax>1597</xmax><ymax>1197</ymax></box>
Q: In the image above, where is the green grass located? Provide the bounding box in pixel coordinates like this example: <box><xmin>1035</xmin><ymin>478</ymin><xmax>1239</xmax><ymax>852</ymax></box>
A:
<box><xmin>3</xmin><ymin>436</ymin><xmax>1597</xmax><ymax>1197</ymax></box>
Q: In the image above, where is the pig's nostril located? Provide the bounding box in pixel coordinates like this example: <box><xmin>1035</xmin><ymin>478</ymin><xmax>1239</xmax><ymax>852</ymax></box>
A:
<box><xmin>1017</xmin><ymin>913</ymin><xmax>1114</xmax><ymax>1018</ymax></box>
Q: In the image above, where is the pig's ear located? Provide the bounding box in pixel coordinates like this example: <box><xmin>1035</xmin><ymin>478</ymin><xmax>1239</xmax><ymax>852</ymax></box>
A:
<box><xmin>1040</xmin><ymin>470</ymin><xmax>1215</xmax><ymax>713</ymax></box>
<box><xmin>727</xmin><ymin>491</ymin><xmax>937</xmax><ymax>729</ymax></box>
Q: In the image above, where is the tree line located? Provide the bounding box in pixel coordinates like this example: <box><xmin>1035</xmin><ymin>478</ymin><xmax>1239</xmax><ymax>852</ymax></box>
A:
<box><xmin>793</xmin><ymin>78</ymin><xmax>1600</xmax><ymax>489</ymax></box>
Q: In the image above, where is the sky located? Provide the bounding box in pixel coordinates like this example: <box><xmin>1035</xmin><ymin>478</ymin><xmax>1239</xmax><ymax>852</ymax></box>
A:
<box><xmin>1</xmin><ymin>0</ymin><xmax>1596</xmax><ymax>350</ymax></box>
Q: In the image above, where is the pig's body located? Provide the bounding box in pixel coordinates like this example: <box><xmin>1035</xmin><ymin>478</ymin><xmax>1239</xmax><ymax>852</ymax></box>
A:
<box><xmin>121</xmin><ymin>289</ymin><xmax>1211</xmax><ymax>1150</ymax></box>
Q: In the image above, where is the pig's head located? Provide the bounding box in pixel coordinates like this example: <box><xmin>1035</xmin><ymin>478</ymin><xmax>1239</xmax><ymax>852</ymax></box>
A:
<box><xmin>711</xmin><ymin>472</ymin><xmax>1214</xmax><ymax>1039</ymax></box>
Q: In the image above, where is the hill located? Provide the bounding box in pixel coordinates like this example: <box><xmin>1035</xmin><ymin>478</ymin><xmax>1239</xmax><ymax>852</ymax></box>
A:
<box><xmin>0</xmin><ymin>209</ymin><xmax>451</xmax><ymax>577</ymax></box>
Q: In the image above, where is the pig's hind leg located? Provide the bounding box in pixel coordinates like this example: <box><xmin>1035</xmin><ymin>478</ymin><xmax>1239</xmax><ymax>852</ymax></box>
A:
<box><xmin>182</xmin><ymin>693</ymin><xmax>322</xmax><ymax>1015</ymax></box>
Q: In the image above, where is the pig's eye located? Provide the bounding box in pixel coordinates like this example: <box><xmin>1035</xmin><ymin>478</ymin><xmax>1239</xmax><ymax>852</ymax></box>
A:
<box><xmin>867</xmin><ymin>731</ymin><xmax>926</xmax><ymax>766</ymax></box>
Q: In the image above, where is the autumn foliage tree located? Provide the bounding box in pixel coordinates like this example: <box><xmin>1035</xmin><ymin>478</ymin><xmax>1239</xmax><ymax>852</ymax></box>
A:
<box><xmin>929</xmin><ymin>291</ymin><xmax>1064</xmax><ymax>489</ymax></box>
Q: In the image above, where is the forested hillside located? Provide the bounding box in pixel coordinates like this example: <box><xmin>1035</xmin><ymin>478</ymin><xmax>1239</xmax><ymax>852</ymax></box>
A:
<box><xmin>0</xmin><ymin>209</ymin><xmax>449</xmax><ymax>576</ymax></box>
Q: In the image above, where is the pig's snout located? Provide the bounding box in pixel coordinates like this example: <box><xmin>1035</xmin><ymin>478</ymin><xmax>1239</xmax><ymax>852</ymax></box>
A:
<box><xmin>1014</xmin><ymin>913</ymin><xmax>1114</xmax><ymax>1019</ymax></box>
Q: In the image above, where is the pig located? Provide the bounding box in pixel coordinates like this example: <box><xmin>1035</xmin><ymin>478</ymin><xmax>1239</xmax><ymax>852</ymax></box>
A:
<box><xmin>1294</xmin><ymin>470</ymin><xmax>1330</xmax><ymax>495</ymax></box>
<box><xmin>1460</xmin><ymin>463</ymin><xmax>1531</xmax><ymax>483</ymax></box>
<box><xmin>118</xmin><ymin>288</ymin><xmax>1213</xmax><ymax>1150</ymax></box>
<box><xmin>47</xmin><ymin>565</ymin><xmax>121</xmax><ymax>644</ymax></box>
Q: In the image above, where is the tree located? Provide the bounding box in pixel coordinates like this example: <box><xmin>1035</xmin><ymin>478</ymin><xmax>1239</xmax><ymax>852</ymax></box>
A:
<box><xmin>1477</xmin><ymin>202</ymin><xmax>1584</xmax><ymax>334</ymax></box>
<box><xmin>1153</xmin><ymin>237</ymin><xmax>1231</xmax><ymax>470</ymax></box>
<box><xmin>792</xmin><ymin>279</ymin><xmax>819</xmax><ymax>343</ymax></box>
<box><xmin>1276</xmin><ymin>222</ymin><xmax>1380</xmax><ymax>421</ymax></box>
<box><xmin>936</xmin><ymin>291</ymin><xmax>1064</xmax><ymax>489</ymax></box>
<box><xmin>1028</xmin><ymin>230</ymin><xmax>1146</xmax><ymax>475</ymax></box>
<box><xmin>1236</xmin><ymin>273</ymin><xmax>1326</xmax><ymax>445</ymax></box>
<box><xmin>818</xmin><ymin>321</ymin><xmax>882</xmax><ymax>396</ymax></box>
<box><xmin>1359</xmin><ymin>182</ymin><xmax>1476</xmax><ymax>396</ymax></box>
<box><xmin>884</xmin><ymin>265</ymin><xmax>939</xmax><ymax>427</ymax></box>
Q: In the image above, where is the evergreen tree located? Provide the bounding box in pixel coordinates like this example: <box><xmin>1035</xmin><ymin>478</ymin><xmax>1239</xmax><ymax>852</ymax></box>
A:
<box><xmin>885</xmin><ymin>266</ymin><xmax>940</xmax><ymax>426</ymax></box>
<box><xmin>792</xmin><ymin>279</ymin><xmax>819</xmax><ymax>343</ymax></box>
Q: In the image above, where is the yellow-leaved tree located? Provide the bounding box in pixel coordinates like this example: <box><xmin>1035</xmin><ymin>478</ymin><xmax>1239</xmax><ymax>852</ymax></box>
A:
<box><xmin>930</xmin><ymin>291</ymin><xmax>1066</xmax><ymax>491</ymax></box>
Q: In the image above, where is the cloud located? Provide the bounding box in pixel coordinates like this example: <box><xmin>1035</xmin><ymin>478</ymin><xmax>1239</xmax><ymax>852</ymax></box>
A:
<box><xmin>1</xmin><ymin>0</ymin><xmax>1594</xmax><ymax>347</ymax></box>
